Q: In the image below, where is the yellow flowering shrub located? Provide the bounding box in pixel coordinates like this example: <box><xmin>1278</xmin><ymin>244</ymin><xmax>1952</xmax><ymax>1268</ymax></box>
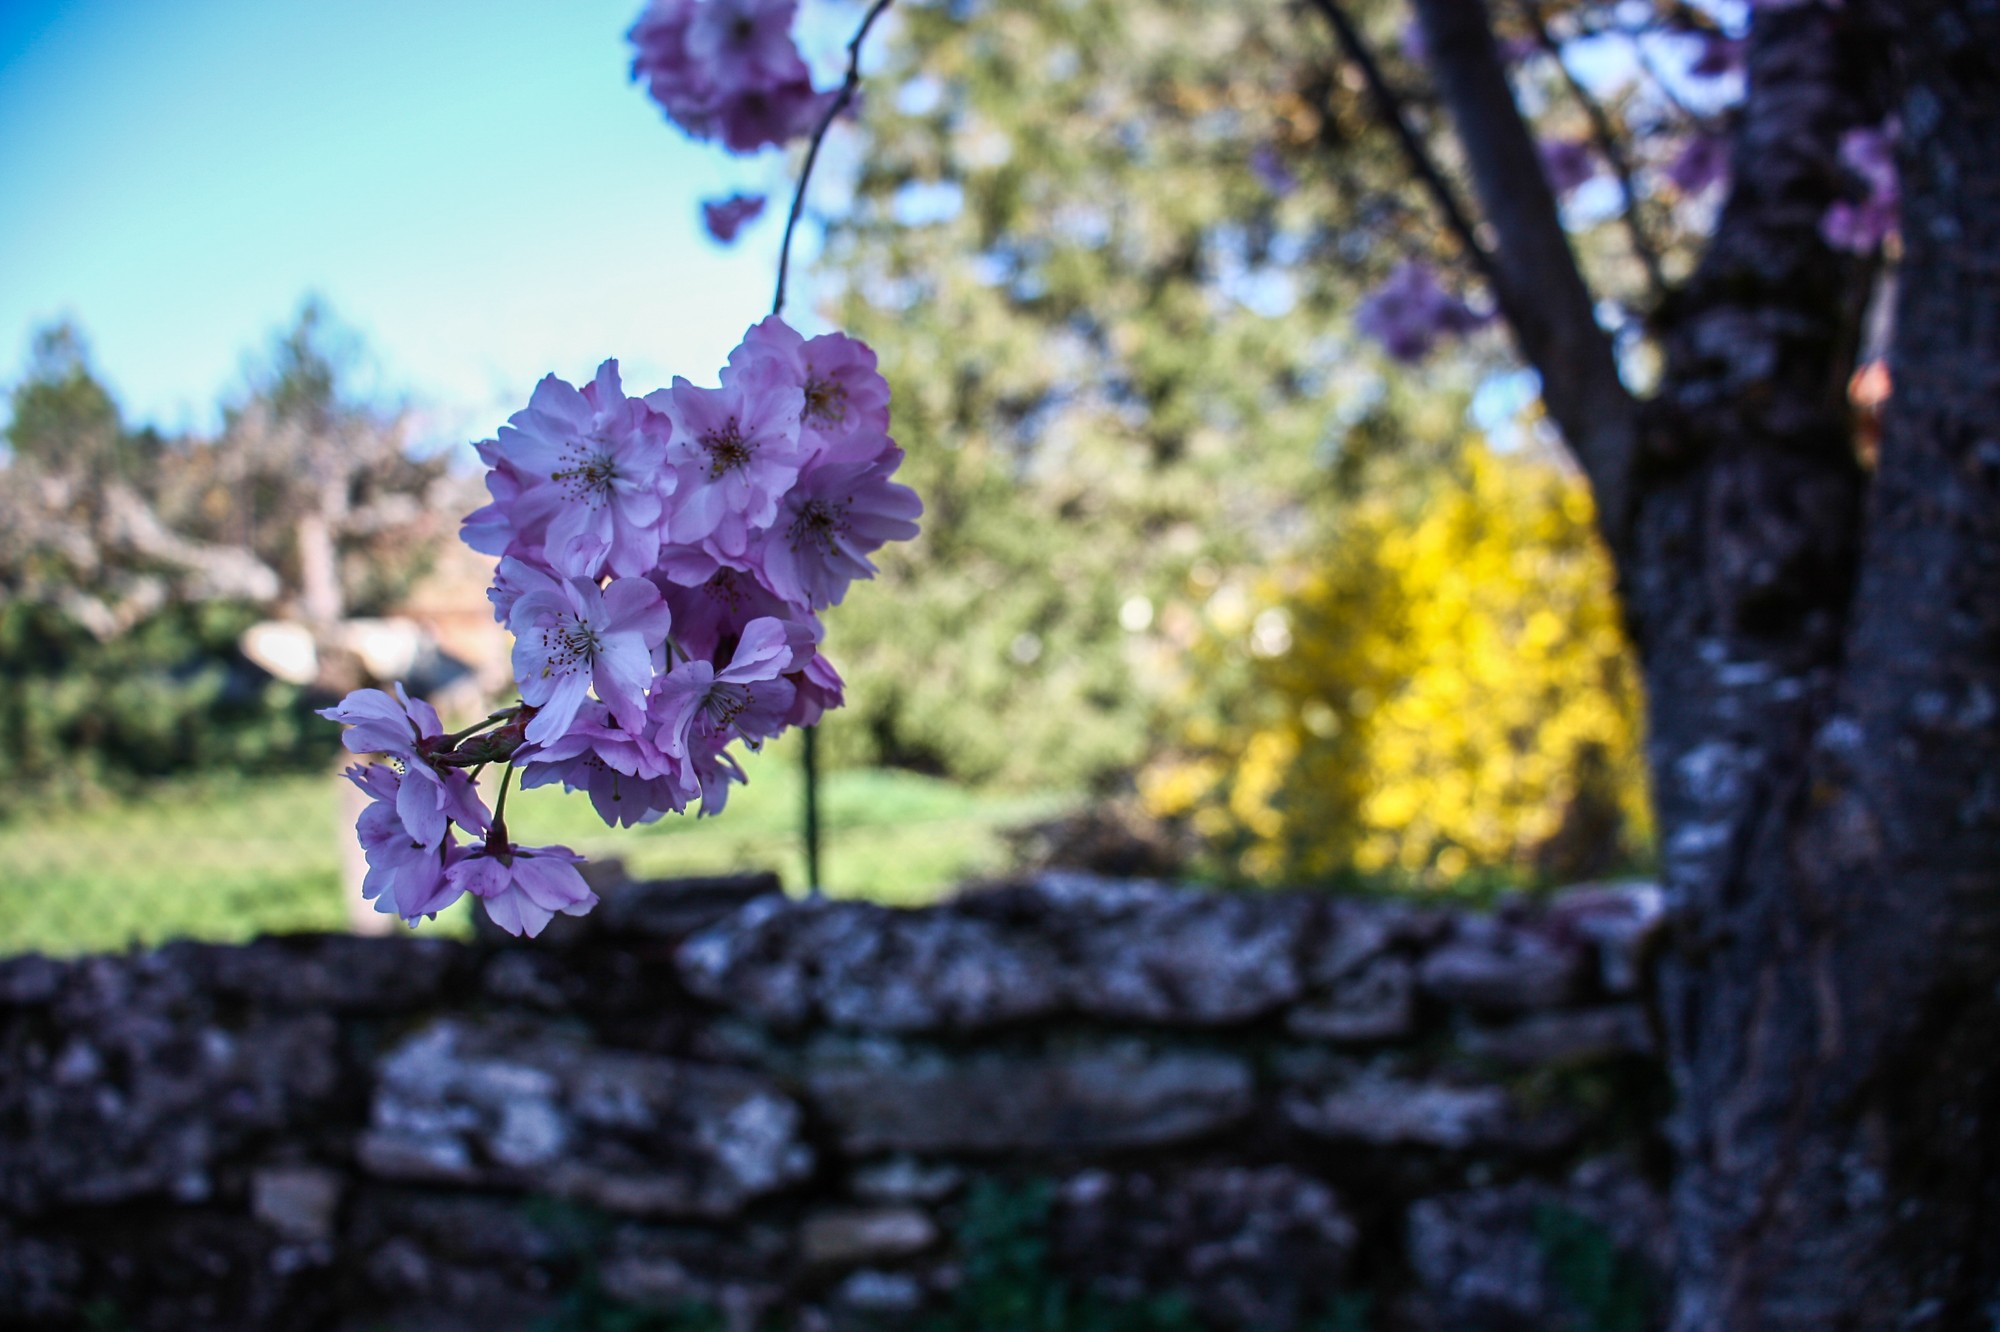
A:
<box><xmin>1142</xmin><ymin>441</ymin><xmax>1650</xmax><ymax>891</ymax></box>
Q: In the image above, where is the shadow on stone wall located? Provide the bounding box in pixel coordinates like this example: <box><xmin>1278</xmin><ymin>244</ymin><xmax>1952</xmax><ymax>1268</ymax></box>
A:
<box><xmin>0</xmin><ymin>870</ymin><xmax>1669</xmax><ymax>1331</ymax></box>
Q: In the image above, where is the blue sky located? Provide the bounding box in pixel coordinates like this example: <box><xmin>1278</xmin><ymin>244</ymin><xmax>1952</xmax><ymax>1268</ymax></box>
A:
<box><xmin>0</xmin><ymin>0</ymin><xmax>838</xmax><ymax>445</ymax></box>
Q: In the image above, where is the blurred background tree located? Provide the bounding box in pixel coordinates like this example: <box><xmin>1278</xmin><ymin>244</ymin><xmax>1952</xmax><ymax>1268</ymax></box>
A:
<box><xmin>0</xmin><ymin>304</ymin><xmax>455</xmax><ymax>815</ymax></box>
<box><xmin>818</xmin><ymin>0</ymin><xmax>1656</xmax><ymax>888</ymax></box>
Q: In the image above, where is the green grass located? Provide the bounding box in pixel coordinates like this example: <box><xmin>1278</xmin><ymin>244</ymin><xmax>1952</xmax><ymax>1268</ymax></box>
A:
<box><xmin>0</xmin><ymin>733</ymin><xmax>1075</xmax><ymax>957</ymax></box>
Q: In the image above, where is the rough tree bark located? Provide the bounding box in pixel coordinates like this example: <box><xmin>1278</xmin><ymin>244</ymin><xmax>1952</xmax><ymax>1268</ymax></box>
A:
<box><xmin>1393</xmin><ymin>0</ymin><xmax>2000</xmax><ymax>1325</ymax></box>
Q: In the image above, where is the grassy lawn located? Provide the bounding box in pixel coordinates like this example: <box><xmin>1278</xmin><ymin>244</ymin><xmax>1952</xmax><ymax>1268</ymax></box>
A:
<box><xmin>0</xmin><ymin>735</ymin><xmax>1074</xmax><ymax>957</ymax></box>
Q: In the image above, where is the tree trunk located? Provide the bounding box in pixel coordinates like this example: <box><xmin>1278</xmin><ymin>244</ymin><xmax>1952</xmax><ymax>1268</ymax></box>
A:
<box><xmin>1634</xmin><ymin>4</ymin><xmax>2000</xmax><ymax>1325</ymax></box>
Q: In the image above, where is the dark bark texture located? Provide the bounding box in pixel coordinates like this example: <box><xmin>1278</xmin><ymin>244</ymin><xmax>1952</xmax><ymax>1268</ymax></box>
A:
<box><xmin>1641</xmin><ymin>4</ymin><xmax>2000</xmax><ymax>1326</ymax></box>
<box><xmin>1397</xmin><ymin>0</ymin><xmax>2000</xmax><ymax>1324</ymax></box>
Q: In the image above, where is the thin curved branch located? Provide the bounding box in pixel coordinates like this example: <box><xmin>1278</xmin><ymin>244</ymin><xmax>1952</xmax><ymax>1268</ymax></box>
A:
<box><xmin>1520</xmin><ymin>0</ymin><xmax>1668</xmax><ymax>303</ymax></box>
<box><xmin>772</xmin><ymin>0</ymin><xmax>897</xmax><ymax>318</ymax></box>
<box><xmin>1302</xmin><ymin>0</ymin><xmax>1505</xmax><ymax>300</ymax></box>
<box><xmin>767</xmin><ymin>0</ymin><xmax>894</xmax><ymax>895</ymax></box>
<box><xmin>1406</xmin><ymin>0</ymin><xmax>1639</xmax><ymax>537</ymax></box>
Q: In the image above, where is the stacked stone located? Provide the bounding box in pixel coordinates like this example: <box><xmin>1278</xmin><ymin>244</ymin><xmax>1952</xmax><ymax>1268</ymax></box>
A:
<box><xmin>0</xmin><ymin>869</ymin><xmax>1667</xmax><ymax>1330</ymax></box>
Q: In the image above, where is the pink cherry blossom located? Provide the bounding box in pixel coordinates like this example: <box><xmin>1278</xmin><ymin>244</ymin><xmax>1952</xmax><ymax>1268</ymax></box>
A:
<box><xmin>652</xmin><ymin>371</ymin><xmax>808</xmax><ymax>550</ymax></box>
<box><xmin>683</xmin><ymin>731</ymin><xmax>749</xmax><ymax>816</ymax></box>
<box><xmin>702</xmin><ymin>192</ymin><xmax>767</xmax><ymax>243</ymax></box>
<box><xmin>519</xmin><ymin>701</ymin><xmax>695</xmax><ymax>826</ymax></box>
<box><xmin>662</xmin><ymin>565</ymin><xmax>796</xmax><ymax>662</ymax></box>
<box><xmin>687</xmin><ymin>0</ymin><xmax>802</xmax><ymax>87</ymax></box>
<box><xmin>756</xmin><ymin>451</ymin><xmax>922</xmax><ymax>610</ymax></box>
<box><xmin>347</xmin><ymin>765</ymin><xmax>466</xmax><ymax>922</ymax></box>
<box><xmin>319</xmin><ymin>685</ymin><xmax>490</xmax><ymax>847</ymax></box>
<box><xmin>319</xmin><ymin>683</ymin><xmax>441</xmax><ymax>763</ymax></box>
<box><xmin>462</xmin><ymin>447</ymin><xmax>532</xmax><ymax>566</ymax></box>
<box><xmin>650</xmin><ymin>615</ymin><xmax>800</xmax><ymax>760</ymax></box>
<box><xmin>716</xmin><ymin>79</ymin><xmax>833</xmax><ymax>155</ymax></box>
<box><xmin>506</xmin><ymin>559</ymin><xmax>672</xmax><ymax>745</ymax></box>
<box><xmin>471</xmin><ymin>361</ymin><xmax>675</xmax><ymax>580</ymax></box>
<box><xmin>629</xmin><ymin>0</ymin><xmax>829</xmax><ymax>154</ymax></box>
<box><xmin>447</xmin><ymin>842</ymin><xmax>598</xmax><ymax>938</ymax></box>
<box><xmin>723</xmin><ymin>317</ymin><xmax>892</xmax><ymax>461</ymax></box>
<box><xmin>784</xmin><ymin>647</ymin><xmax>845</xmax><ymax>729</ymax></box>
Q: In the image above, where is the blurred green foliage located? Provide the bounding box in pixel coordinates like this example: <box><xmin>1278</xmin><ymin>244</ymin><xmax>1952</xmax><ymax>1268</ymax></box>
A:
<box><xmin>823</xmin><ymin>0</ymin><xmax>1476</xmax><ymax>793</ymax></box>
<box><xmin>819</xmin><ymin>0</ymin><xmax>1655</xmax><ymax>885</ymax></box>
<box><xmin>0</xmin><ymin>738</ymin><xmax>1071</xmax><ymax>956</ymax></box>
<box><xmin>0</xmin><ymin>596</ymin><xmax>324</xmax><ymax>817</ymax></box>
<box><xmin>1533</xmin><ymin>1204</ymin><xmax>1663</xmax><ymax>1332</ymax></box>
<box><xmin>0</xmin><ymin>304</ymin><xmax>452</xmax><ymax>817</ymax></box>
<box><xmin>0</xmin><ymin>327</ymin><xmax>333</xmax><ymax>816</ymax></box>
<box><xmin>916</xmin><ymin>1177</ymin><xmax>1206</xmax><ymax>1332</ymax></box>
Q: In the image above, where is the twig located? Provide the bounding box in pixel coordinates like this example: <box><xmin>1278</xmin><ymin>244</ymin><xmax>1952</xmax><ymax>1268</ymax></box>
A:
<box><xmin>772</xmin><ymin>0</ymin><xmax>897</xmax><ymax>318</ymax></box>
<box><xmin>1302</xmin><ymin>0</ymin><xmax>1508</xmax><ymax>306</ymax></box>
<box><xmin>1627</xmin><ymin>27</ymin><xmax>1712</xmax><ymax>130</ymax></box>
<box><xmin>770</xmin><ymin>0</ymin><xmax>894</xmax><ymax>894</ymax></box>
<box><xmin>1520</xmin><ymin>0</ymin><xmax>1668</xmax><ymax>303</ymax></box>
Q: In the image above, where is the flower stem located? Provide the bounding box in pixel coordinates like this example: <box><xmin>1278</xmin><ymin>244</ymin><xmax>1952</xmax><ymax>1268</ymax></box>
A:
<box><xmin>487</xmin><ymin>761</ymin><xmax>517</xmax><ymax>850</ymax></box>
<box><xmin>440</xmin><ymin>704</ymin><xmax>521</xmax><ymax>749</ymax></box>
<box><xmin>770</xmin><ymin>0</ymin><xmax>895</xmax><ymax>319</ymax></box>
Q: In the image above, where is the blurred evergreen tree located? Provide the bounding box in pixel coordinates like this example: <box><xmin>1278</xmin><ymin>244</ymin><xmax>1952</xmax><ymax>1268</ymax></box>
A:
<box><xmin>822</xmin><ymin>0</ymin><xmax>1491</xmax><ymax>791</ymax></box>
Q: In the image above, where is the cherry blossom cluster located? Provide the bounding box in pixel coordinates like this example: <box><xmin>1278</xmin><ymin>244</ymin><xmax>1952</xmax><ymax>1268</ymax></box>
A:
<box><xmin>322</xmin><ymin>318</ymin><xmax>921</xmax><ymax>937</ymax></box>
<box><xmin>630</xmin><ymin>0</ymin><xmax>832</xmax><ymax>155</ymax></box>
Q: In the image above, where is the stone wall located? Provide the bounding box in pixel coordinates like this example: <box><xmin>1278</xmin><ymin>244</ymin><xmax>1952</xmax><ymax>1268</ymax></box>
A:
<box><xmin>0</xmin><ymin>870</ymin><xmax>1668</xmax><ymax>1331</ymax></box>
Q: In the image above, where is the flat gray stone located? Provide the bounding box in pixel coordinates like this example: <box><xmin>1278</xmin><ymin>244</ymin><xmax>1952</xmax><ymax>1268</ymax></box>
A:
<box><xmin>359</xmin><ymin>1017</ymin><xmax>812</xmax><ymax>1218</ymax></box>
<box><xmin>1465</xmin><ymin>1005</ymin><xmax>1654</xmax><ymax>1067</ymax></box>
<box><xmin>251</xmin><ymin>1166</ymin><xmax>342</xmax><ymax>1244</ymax></box>
<box><xmin>807</xmin><ymin>1046</ymin><xmax>1253</xmax><ymax>1153</ymax></box>
<box><xmin>1286</xmin><ymin>956</ymin><xmax>1417</xmax><ymax>1042</ymax></box>
<box><xmin>1059</xmin><ymin>887</ymin><xmax>1309</xmax><ymax>1024</ymax></box>
<box><xmin>1285</xmin><ymin>1076</ymin><xmax>1513</xmax><ymax>1150</ymax></box>
<box><xmin>1419</xmin><ymin>920</ymin><xmax>1583</xmax><ymax>1012</ymax></box>
<box><xmin>800</xmin><ymin>1207</ymin><xmax>939</xmax><ymax>1268</ymax></box>
<box><xmin>678</xmin><ymin>897</ymin><xmax>1064</xmax><ymax>1033</ymax></box>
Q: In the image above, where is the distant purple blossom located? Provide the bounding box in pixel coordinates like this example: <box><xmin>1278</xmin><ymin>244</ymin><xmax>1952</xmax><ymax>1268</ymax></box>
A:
<box><xmin>1689</xmin><ymin>33</ymin><xmax>1745</xmax><ymax>79</ymax></box>
<box><xmin>1822</xmin><ymin>122</ymin><xmax>1899</xmax><ymax>254</ymax></box>
<box><xmin>1249</xmin><ymin>145</ymin><xmax>1296</xmax><ymax>197</ymax></box>
<box><xmin>1539</xmin><ymin>137</ymin><xmax>1600</xmax><ymax>197</ymax></box>
<box><xmin>1667</xmin><ymin>133</ymin><xmax>1730</xmax><ymax>196</ymax></box>
<box><xmin>1399</xmin><ymin>19</ymin><xmax>1428</xmax><ymax>67</ymax></box>
<box><xmin>629</xmin><ymin>0</ymin><xmax>831</xmax><ymax>153</ymax></box>
<box><xmin>1356</xmin><ymin>261</ymin><xmax>1489</xmax><ymax>364</ymax></box>
<box><xmin>703</xmin><ymin>192</ymin><xmax>767</xmax><ymax>243</ymax></box>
